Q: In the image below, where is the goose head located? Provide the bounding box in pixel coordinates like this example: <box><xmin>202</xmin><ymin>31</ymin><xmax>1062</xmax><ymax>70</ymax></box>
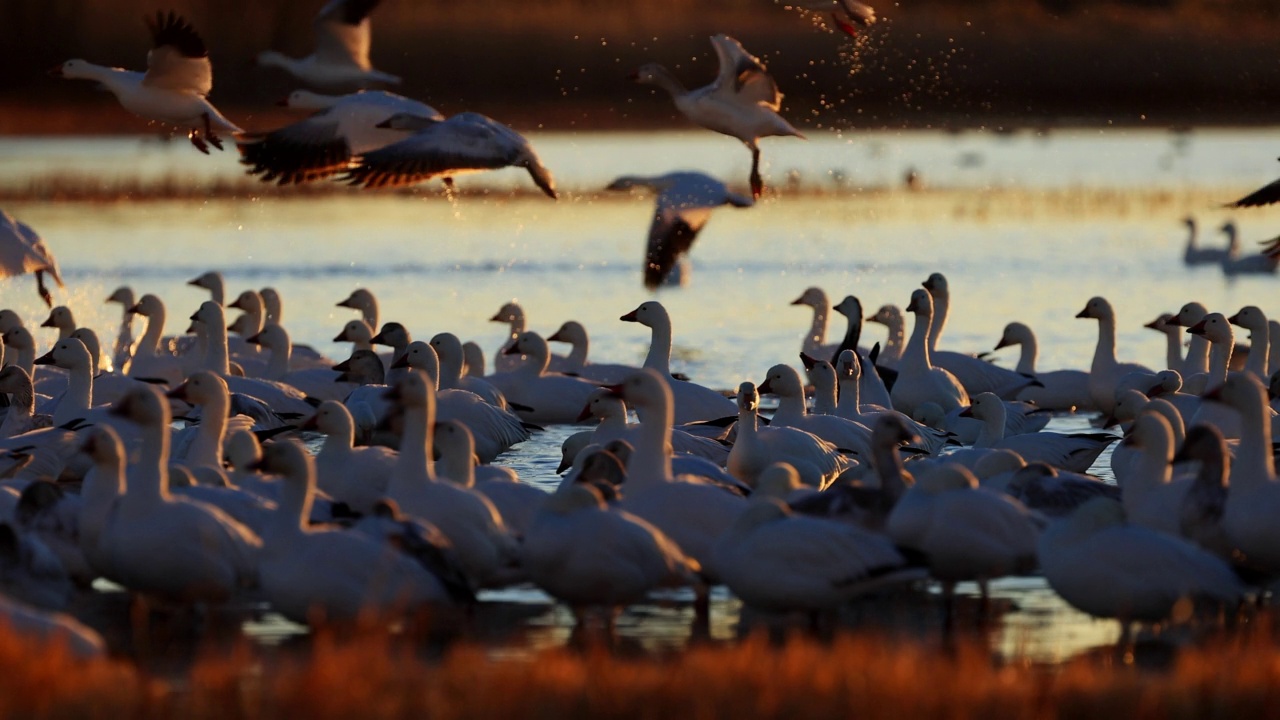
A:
<box><xmin>333</xmin><ymin>349</ymin><xmax>385</xmax><ymax>385</ymax></box>
<box><xmin>503</xmin><ymin>331</ymin><xmax>550</xmax><ymax>365</ymax></box>
<box><xmin>81</xmin><ymin>425</ymin><xmax>125</xmax><ymax>469</ymax></box>
<box><xmin>336</xmin><ymin>288</ymin><xmax>377</xmax><ymax>317</ymax></box>
<box><xmin>1073</xmin><ymin>296</ymin><xmax>1112</xmax><ymax>321</ymax></box>
<box><xmin>905</xmin><ymin>288</ymin><xmax>933</xmax><ymax>318</ymax></box>
<box><xmin>187</xmin><ymin>271</ymin><xmax>224</xmax><ymax>300</ymax></box>
<box><xmin>191</xmin><ymin>301</ymin><xmax>225</xmax><ymax>330</ymax></box>
<box><xmin>579</xmin><ymin>388</ymin><xmax>626</xmax><ymax>423</ymax></box>
<box><xmin>544</xmin><ymin>483</ymin><xmax>608</xmax><ymax>514</ymax></box>
<box><xmin>619</xmin><ymin>301</ymin><xmax>667</xmax><ymax>328</ymax></box>
<box><xmin>737</xmin><ymin>381</ymin><xmax>760</xmax><ymax>414</ymax></box>
<box><xmin>1172</xmin><ymin>424</ymin><xmax>1227</xmax><ymax>467</ymax></box>
<box><xmin>392</xmin><ymin>341</ymin><xmax>438</xmax><ymax>376</ymax></box>
<box><xmin>801</xmin><ymin>354</ymin><xmax>837</xmax><ymax>387</ymax></box>
<box><xmin>921</xmin><ymin>272</ymin><xmax>948</xmax><ymax>298</ymax></box>
<box><xmin>994</xmin><ymin>322</ymin><xmax>1033</xmax><ymax>351</ymax></box>
<box><xmin>433</xmin><ymin>420</ymin><xmax>476</xmax><ymax>466</ymax></box>
<box><xmin>790</xmin><ymin>287</ymin><xmax>828</xmax><ymax>309</ymax></box>
<box><xmin>40</xmin><ymin>306</ymin><xmax>74</xmax><ymax>332</ymax></box>
<box><xmin>754</xmin><ymin>462</ymin><xmax>803</xmax><ymax>500</ymax></box>
<box><xmin>48</xmin><ymin>59</ymin><xmax>99</xmax><ymax>79</ymax></box>
<box><xmin>866</xmin><ymin>304</ymin><xmax>902</xmax><ymax>326</ymax></box>
<box><xmin>461</xmin><ymin>341</ymin><xmax>486</xmax><ymax>376</ymax></box>
<box><xmin>33</xmin><ymin>337</ymin><xmax>90</xmax><ymax>370</ymax></box>
<box><xmin>613</xmin><ymin>368</ymin><xmax>672</xmax><ymax>416</ymax></box>
<box><xmin>258</xmin><ymin>438</ymin><xmax>315</xmax><ymax>488</ymax></box>
<box><xmin>915</xmin><ymin>464</ymin><xmax>979</xmax><ymax>494</ymax></box>
<box><xmin>958</xmin><ymin>391</ymin><xmax>1003</xmax><ymax>423</ymax></box>
<box><xmin>1148</xmin><ymin>369</ymin><xmax>1183</xmax><ymax>396</ymax></box>
<box><xmin>246</xmin><ymin>323</ymin><xmax>289</xmax><ymax>351</ymax></box>
<box><xmin>106</xmin><ymin>286</ymin><xmax>135</xmax><ymax>308</ymax></box>
<box><xmin>2</xmin><ymin>327</ymin><xmax>33</xmax><ymax>352</ymax></box>
<box><xmin>1110</xmin><ymin>388</ymin><xmax>1148</xmax><ymax>425</ymax></box>
<box><xmin>628</xmin><ymin>62</ymin><xmax>671</xmax><ymax>86</ymax></box>
<box><xmin>1120</xmin><ymin>409</ymin><xmax>1173</xmax><ymax>461</ymax></box>
<box><xmin>758</xmin><ymin>363</ymin><xmax>803</xmax><ymax>399</ymax></box>
<box><xmin>167</xmin><ymin>371</ymin><xmax>228</xmax><ymax>407</ymax></box>
<box><xmin>547</xmin><ymin>321</ymin><xmax>586</xmax><ymax>345</ymax></box>
<box><xmin>301</xmin><ymin>400</ymin><xmax>355</xmax><ymax>437</ymax></box>
<box><xmin>0</xmin><ymin>311</ymin><xmax>23</xmax><ymax>334</ymax></box>
<box><xmin>873</xmin><ymin>414</ymin><xmax>921</xmax><ymax>448</ymax></box>
<box><xmin>1227</xmin><ymin>305</ymin><xmax>1267</xmax><ymax>334</ymax></box>
<box><xmin>489</xmin><ymin>301</ymin><xmax>524</xmax><ymax>326</ymax></box>
<box><xmin>974</xmin><ymin>449</ymin><xmax>1027</xmax><ymax>479</ymax></box>
<box><xmin>227</xmin><ymin>313</ymin><xmax>256</xmax><ymax>337</ymax></box>
<box><xmin>259</xmin><ymin>288</ymin><xmax>282</xmax><ymax>323</ymax></box>
<box><xmin>371</xmin><ymin>322</ymin><xmax>410</xmax><ymax>349</ymax></box>
<box><xmin>1186</xmin><ymin>312</ymin><xmax>1232</xmax><ymax>345</ymax></box>
<box><xmin>832</xmin><ymin>295</ymin><xmax>863</xmax><ymax>320</ymax></box>
<box><xmin>129</xmin><ymin>294</ymin><xmax>164</xmax><ymax>318</ymax></box>
<box><xmin>333</xmin><ymin>319</ymin><xmax>373</xmax><ymax>345</ymax></box>
<box><xmin>227</xmin><ymin>290</ymin><xmax>262</xmax><ymax>314</ymax></box>
<box><xmin>912</xmin><ymin>401</ymin><xmax>946</xmax><ymax>428</ymax></box>
<box><xmin>1170</xmin><ymin>301</ymin><xmax>1208</xmax><ymax>328</ymax></box>
<box><xmin>385</xmin><ymin>369</ymin><xmax>434</xmax><ymax>410</ymax></box>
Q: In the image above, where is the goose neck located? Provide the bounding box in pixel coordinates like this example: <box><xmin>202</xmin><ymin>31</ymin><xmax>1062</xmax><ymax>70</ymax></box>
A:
<box><xmin>641</xmin><ymin>320</ymin><xmax>673</xmax><ymax>375</ymax></box>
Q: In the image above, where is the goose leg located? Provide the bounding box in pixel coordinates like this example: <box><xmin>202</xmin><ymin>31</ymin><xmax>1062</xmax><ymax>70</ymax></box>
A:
<box><xmin>749</xmin><ymin>144</ymin><xmax>763</xmax><ymax>200</ymax></box>
<box><xmin>188</xmin><ymin>129</ymin><xmax>210</xmax><ymax>155</ymax></box>
<box><xmin>35</xmin><ymin>270</ymin><xmax>52</xmax><ymax>308</ymax></box>
<box><xmin>203</xmin><ymin>113</ymin><xmax>224</xmax><ymax>151</ymax></box>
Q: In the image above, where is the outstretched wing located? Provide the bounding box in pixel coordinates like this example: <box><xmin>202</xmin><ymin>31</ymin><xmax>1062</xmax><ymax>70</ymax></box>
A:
<box><xmin>644</xmin><ymin>203</ymin><xmax>712</xmax><ymax>290</ymax></box>
<box><xmin>142</xmin><ymin>11</ymin><xmax>212</xmax><ymax>95</ymax></box>
<box><xmin>314</xmin><ymin>0</ymin><xmax>381</xmax><ymax>69</ymax></box>
<box><xmin>709</xmin><ymin>34</ymin><xmax>782</xmax><ymax>110</ymax></box>
<box><xmin>238</xmin><ymin>112</ymin><xmax>352</xmax><ymax>186</ymax></box>
<box><xmin>1228</xmin><ymin>175</ymin><xmax>1280</xmax><ymax>208</ymax></box>
<box><xmin>343</xmin><ymin>114</ymin><xmax>524</xmax><ymax>189</ymax></box>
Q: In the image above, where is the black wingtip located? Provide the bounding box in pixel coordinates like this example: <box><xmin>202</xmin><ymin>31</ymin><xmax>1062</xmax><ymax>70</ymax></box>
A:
<box><xmin>146</xmin><ymin>11</ymin><xmax>208</xmax><ymax>58</ymax></box>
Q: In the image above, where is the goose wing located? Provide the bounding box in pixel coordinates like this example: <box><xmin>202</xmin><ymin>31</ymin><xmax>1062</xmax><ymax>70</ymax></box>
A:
<box><xmin>142</xmin><ymin>12</ymin><xmax>212</xmax><ymax>95</ymax></box>
<box><xmin>314</xmin><ymin>0</ymin><xmax>381</xmax><ymax>69</ymax></box>
<box><xmin>343</xmin><ymin>113</ymin><xmax>530</xmax><ymax>189</ymax></box>
<box><xmin>239</xmin><ymin>111</ymin><xmax>352</xmax><ymax>185</ymax></box>
<box><xmin>709</xmin><ymin>34</ymin><xmax>782</xmax><ymax>110</ymax></box>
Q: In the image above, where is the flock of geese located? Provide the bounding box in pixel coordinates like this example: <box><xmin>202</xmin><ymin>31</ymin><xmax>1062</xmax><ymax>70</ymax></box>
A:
<box><xmin>1180</xmin><ymin>218</ymin><xmax>1280</xmax><ymax>276</ymax></box>
<box><xmin>0</xmin><ymin>0</ymin><xmax>1279</xmax><ymax>658</ymax></box>
<box><xmin>0</xmin><ymin>262</ymin><xmax>1272</xmax><ymax>654</ymax></box>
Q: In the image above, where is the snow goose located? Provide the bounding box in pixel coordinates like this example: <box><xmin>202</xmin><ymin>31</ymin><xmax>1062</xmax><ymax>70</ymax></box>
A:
<box><xmin>342</xmin><ymin>111</ymin><xmax>558</xmax><ymax>198</ymax></box>
<box><xmin>164</xmin><ymin>371</ymin><xmax>245</xmax><ymax>472</ymax></box>
<box><xmin>462</xmin><ymin>341</ymin><xmax>486</xmax><ymax>378</ymax></box>
<box><xmin>98</xmin><ymin>386</ymin><xmax>260</xmax><ymax>602</ymax></box>
<box><xmin>887</xmin><ymin>463</ymin><xmax>1039</xmax><ymax>615</ymax></box>
<box><xmin>620</xmin><ymin>301</ymin><xmax>736</xmax><ymax>423</ymax></box>
<box><xmin>1166</xmin><ymin>302</ymin><xmax>1211</xmax><ymax>384</ymax></box>
<box><xmin>923</xmin><ymin>274</ymin><xmax>1036</xmax><ymax>398</ymax></box>
<box><xmin>433</xmin><ymin>420</ymin><xmax>545</xmax><ymax>537</ymax></box>
<box><xmin>385</xmin><ymin>371</ymin><xmax>520</xmax><ymax>587</ymax></box>
<box><xmin>993</xmin><ymin>321</ymin><xmax>1093</xmax><ymax>411</ymax></box>
<box><xmin>246</xmin><ymin>323</ymin><xmax>350</xmax><ymax>402</ymax></box>
<box><xmin>371</xmin><ymin>321</ymin><xmax>410</xmax><ymax>384</ymax></box>
<box><xmin>488</xmin><ymin>301</ymin><xmax>569</xmax><ymax>374</ymax></box>
<box><xmin>1220</xmin><ymin>221</ymin><xmax>1279</xmax><ymax>275</ymax></box>
<box><xmin>32</xmin><ymin>338</ymin><xmax>95</xmax><ymax>427</ymax></box>
<box><xmin>1174</xmin><ymin>425</ymin><xmax>1234</xmax><ymax>561</ymax></box>
<box><xmin>832</xmin><ymin>347</ymin><xmax>895</xmax><ymax>417</ymax></box>
<box><xmin>1144</xmin><ymin>312</ymin><xmax>1186</xmax><ymax>373</ymax></box>
<box><xmin>579</xmin><ymin>388</ymin><xmax>729</xmax><ymax>464</ymax></box>
<box><xmin>104</xmin><ymin>286</ymin><xmax>136</xmax><ymax>373</ymax></box>
<box><xmin>892</xmin><ymin>288</ymin><xmax>968</xmax><ymax>417</ymax></box>
<box><xmin>187</xmin><ymin>270</ymin><xmax>226</xmax><ymax>306</ymax></box>
<box><xmin>51</xmin><ymin>12</ymin><xmax>241</xmax><ymax>153</ymax></box>
<box><xmin>427</xmin><ymin>333</ymin><xmax>507</xmax><ymax>408</ymax></box>
<box><xmin>1180</xmin><ymin>216</ymin><xmax>1231</xmax><ymax>266</ymax></box>
<box><xmin>786</xmin><ymin>0</ymin><xmax>878</xmax><ymax>36</ymax></box>
<box><xmin>1204</xmin><ymin>373</ymin><xmax>1280</xmax><ymax>576</ymax></box>
<box><xmin>727</xmin><ymin>381</ymin><xmax>848</xmax><ymax>489</ymax></box>
<box><xmin>1075</xmin><ymin>296</ymin><xmax>1154</xmax><ymax>414</ymax></box>
<box><xmin>0</xmin><ymin>211</ymin><xmax>62</xmax><ymax>310</ymax></box>
<box><xmin>257</xmin><ymin>0</ymin><xmax>401</xmax><ymax>90</ymax></box>
<box><xmin>631</xmin><ymin>35</ymin><xmax>803</xmax><ymax>198</ymax></box>
<box><xmin>333</xmin><ymin>318</ymin><xmax>376</xmax><ymax>356</ymax></box>
<box><xmin>606</xmin><ymin>171</ymin><xmax>752</xmax><ymax>289</ymax></box>
<box><xmin>190</xmin><ymin>302</ymin><xmax>314</xmax><ymax>416</ymax></box>
<box><xmin>611</xmin><ymin>370</ymin><xmax>747</xmax><ymax>588</ymax></box>
<box><xmin>802</xmin><ymin>353</ymin><xmax>840</xmax><ymax>416</ymax></box>
<box><xmin>546</xmin><ymin>321</ymin><xmax>639</xmax><ymax>385</ymax></box>
<box><xmin>760</xmin><ymin>362</ymin><xmax>873</xmax><ymax>458</ymax></box>
<box><xmin>713</xmin><ymin>462</ymin><xmax>923</xmax><ymax>614</ymax></box>
<box><xmin>1001</xmin><ymin>463</ymin><xmax>1120</xmax><ymax>518</ymax></box>
<box><xmin>40</xmin><ymin>307</ymin><xmax>75</xmax><ymax>341</ymax></box>
<box><xmin>824</xmin><ymin>350</ymin><xmax>947</xmax><ymax>454</ymax></box>
<box><xmin>240</xmin><ymin>89</ymin><xmax>442</xmax><ymax>184</ymax></box>
<box><xmin>1119</xmin><ymin>410</ymin><xmax>1192</xmax><ymax>536</ymax></box>
<box><xmin>1185</xmin><ymin>313</ymin><xmax>1244</xmax><ymax>438</ymax></box>
<box><xmin>256</xmin><ymin>439</ymin><xmax>457</xmax><ymax>625</ymax></box>
<box><xmin>959</xmin><ymin>392</ymin><xmax>1115</xmax><ymax>474</ymax></box>
<box><xmin>124</xmin><ymin>294</ymin><xmax>184</xmax><ymax>385</ymax></box>
<box><xmin>302</xmin><ymin>401</ymin><xmax>394</xmax><ymax>514</ymax></box>
<box><xmin>1039</xmin><ymin>497</ymin><xmax>1243</xmax><ymax>643</ymax></box>
<box><xmin>336</xmin><ymin>288</ymin><xmax>378</xmax><ymax>329</ymax></box>
<box><xmin>865</xmin><ymin>303</ymin><xmax>905</xmax><ymax>368</ymax></box>
<box><xmin>484</xmin><ymin>332</ymin><xmax>599</xmax><ymax>426</ymax></box>
<box><xmin>791</xmin><ymin>287</ymin><xmax>840</xmax><ymax>361</ymax></box>
<box><xmin>524</xmin><ymin>483</ymin><xmax>700</xmax><ymax>629</ymax></box>
<box><xmin>390</xmin><ymin>341</ymin><xmax>531</xmax><ymax>461</ymax></box>
<box><xmin>1228</xmin><ymin>305</ymin><xmax>1271</xmax><ymax>382</ymax></box>
<box><xmin>0</xmin><ymin>367</ymin><xmax>51</xmax><ymax>438</ymax></box>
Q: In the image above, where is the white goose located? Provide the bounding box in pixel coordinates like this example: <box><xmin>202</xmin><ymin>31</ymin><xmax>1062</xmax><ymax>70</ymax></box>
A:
<box><xmin>993</xmin><ymin>321</ymin><xmax>1093</xmax><ymax>411</ymax></box>
<box><xmin>97</xmin><ymin>387</ymin><xmax>260</xmax><ymax>603</ymax></box>
<box><xmin>188</xmin><ymin>270</ymin><xmax>225</xmax><ymax>305</ymax></box>
<box><xmin>1119</xmin><ymin>410</ymin><xmax>1192</xmax><ymax>536</ymax></box>
<box><xmin>1109</xmin><ymin>395</ymin><xmax>1187</xmax><ymax>487</ymax></box>
<box><xmin>32</xmin><ymin>338</ymin><xmax>96</xmax><ymax>427</ymax></box>
<box><xmin>104</xmin><ymin>286</ymin><xmax>135</xmax><ymax>373</ymax></box>
<box><xmin>523</xmin><ymin>483</ymin><xmax>700</xmax><ymax>628</ymax></box>
<box><xmin>790</xmin><ymin>287</ymin><xmax>840</xmax><ymax>361</ymax></box>
<box><xmin>579</xmin><ymin>388</ymin><xmax>730</xmax><ymax>465</ymax></box>
<box><xmin>760</xmin><ymin>362</ymin><xmax>873</xmax><ymax>458</ymax></box>
<box><xmin>713</xmin><ymin>463</ymin><xmax>924</xmax><ymax>614</ymax></box>
<box><xmin>428</xmin><ymin>333</ymin><xmax>507</xmax><ymax>408</ymax></box>
<box><xmin>0</xmin><ymin>210</ymin><xmax>62</xmax><ymax>309</ymax></box>
<box><xmin>1185</xmin><ymin>313</ymin><xmax>1246</xmax><ymax>438</ymax></box>
<box><xmin>341</xmin><ymin>111</ymin><xmax>558</xmax><ymax>198</ymax></box>
<box><xmin>483</xmin><ymin>332</ymin><xmax>598</xmax><ymax>426</ymax></box>
<box><xmin>959</xmin><ymin>392</ymin><xmax>1115</xmax><ymax>474</ymax></box>
<box><xmin>433</xmin><ymin>420</ymin><xmax>546</xmax><ymax>538</ymax></box>
<box><xmin>1075</xmin><ymin>296</ymin><xmax>1154</xmax><ymax>414</ymax></box>
<box><xmin>165</xmin><ymin>371</ymin><xmax>251</xmax><ymax>473</ymax></box>
<box><xmin>385</xmin><ymin>371</ymin><xmax>520</xmax><ymax>587</ymax></box>
<box><xmin>631</xmin><ymin>34</ymin><xmax>803</xmax><ymax>198</ymax></box>
<box><xmin>891</xmin><ymin>288</ymin><xmax>968</xmax><ymax>417</ymax></box>
<box><xmin>611</xmin><ymin>370</ymin><xmax>747</xmax><ymax>588</ymax></box>
<box><xmin>1228</xmin><ymin>305</ymin><xmax>1271</xmax><ymax>383</ymax></box>
<box><xmin>303</xmin><ymin>401</ymin><xmax>394</xmax><ymax>515</ymax></box>
<box><xmin>257</xmin><ymin>0</ymin><xmax>401</xmax><ymax>90</ymax></box>
<box><xmin>40</xmin><ymin>306</ymin><xmax>75</xmax><ymax>341</ymax></box>
<box><xmin>865</xmin><ymin>303</ymin><xmax>905</xmax><ymax>367</ymax></box>
<box><xmin>240</xmin><ymin>89</ymin><xmax>442</xmax><ymax>184</ymax></box>
<box><xmin>606</xmin><ymin>171</ymin><xmax>753</xmax><ymax>289</ymax></box>
<box><xmin>822</xmin><ymin>350</ymin><xmax>948</xmax><ymax>454</ymax></box>
<box><xmin>246</xmin><ymin>323</ymin><xmax>350</xmax><ymax>401</ymax></box>
<box><xmin>0</xmin><ymin>367</ymin><xmax>51</xmax><ymax>438</ymax></box>
<box><xmin>336</xmin><ymin>288</ymin><xmax>379</xmax><ymax>329</ymax></box>
<box><xmin>1206</xmin><ymin>373</ymin><xmax>1280</xmax><ymax>575</ymax></box>
<box><xmin>1166</xmin><ymin>301</ymin><xmax>1211</xmax><ymax>389</ymax></box>
<box><xmin>51</xmin><ymin>12</ymin><xmax>241</xmax><ymax>153</ymax></box>
<box><xmin>922</xmin><ymin>274</ymin><xmax>1036</xmax><ymax>398</ymax></box>
<box><xmin>1180</xmin><ymin>216</ymin><xmax>1233</xmax><ymax>265</ymax></box>
<box><xmin>257</xmin><ymin>439</ymin><xmax>457</xmax><ymax>625</ymax></box>
<box><xmin>1039</xmin><ymin>497</ymin><xmax>1242</xmax><ymax>643</ymax></box>
<box><xmin>1220</xmin><ymin>221</ymin><xmax>1279</xmax><ymax>276</ymax></box>
<box><xmin>189</xmin><ymin>302</ymin><xmax>314</xmax><ymax>416</ymax></box>
<box><xmin>620</xmin><ymin>301</ymin><xmax>736</xmax><ymax>423</ymax></box>
<box><xmin>546</xmin><ymin>321</ymin><xmax>639</xmax><ymax>385</ymax></box>
<box><xmin>124</xmin><ymin>294</ymin><xmax>184</xmax><ymax>385</ymax></box>
<box><xmin>488</xmin><ymin>301</ymin><xmax>569</xmax><ymax>374</ymax></box>
<box><xmin>727</xmin><ymin>381</ymin><xmax>847</xmax><ymax>489</ymax></box>
<box><xmin>1143</xmin><ymin>312</ymin><xmax>1186</xmax><ymax>373</ymax></box>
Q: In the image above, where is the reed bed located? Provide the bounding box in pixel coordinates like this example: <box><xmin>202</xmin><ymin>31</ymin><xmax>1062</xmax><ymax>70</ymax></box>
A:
<box><xmin>4</xmin><ymin>617</ymin><xmax>1280</xmax><ymax>719</ymax></box>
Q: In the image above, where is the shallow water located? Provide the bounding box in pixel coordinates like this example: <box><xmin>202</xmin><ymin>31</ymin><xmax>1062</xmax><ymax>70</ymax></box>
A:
<box><xmin>3</xmin><ymin>129</ymin><xmax>1279</xmax><ymax>665</ymax></box>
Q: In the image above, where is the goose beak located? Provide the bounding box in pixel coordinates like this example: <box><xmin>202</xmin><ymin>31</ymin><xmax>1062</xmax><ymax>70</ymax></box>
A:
<box><xmin>128</xmin><ymin>303</ymin><xmax>143</xmax><ymax>314</ymax></box>
<box><xmin>370</xmin><ymin>331</ymin><xmax>387</xmax><ymax>346</ymax></box>
<box><xmin>245</xmin><ymin>333</ymin><xmax>262</xmax><ymax>346</ymax></box>
<box><xmin>336</xmin><ymin>298</ymin><xmax>354</xmax><ymax>308</ymax></box>
<box><xmin>1186</xmin><ymin>319</ymin><xmax>1208</xmax><ymax>336</ymax></box>
<box><xmin>789</xmin><ymin>296</ymin><xmax>805</xmax><ymax>306</ymax></box>
<box><xmin>228</xmin><ymin>298</ymin><xmax>244</xmax><ymax>310</ymax></box>
<box><xmin>333</xmin><ymin>330</ymin><xmax>349</xmax><ymax>342</ymax></box>
<box><xmin>546</xmin><ymin>330</ymin><xmax>565</xmax><ymax>343</ymax></box>
<box><xmin>905</xmin><ymin>297</ymin><xmax>919</xmax><ymax>313</ymax></box>
<box><xmin>299</xmin><ymin>413</ymin><xmax>319</xmax><ymax>431</ymax></box>
<box><xmin>332</xmin><ymin>359</ymin><xmax>351</xmax><ymax>372</ymax></box>
<box><xmin>33</xmin><ymin>351</ymin><xmax>55</xmax><ymax>366</ymax></box>
<box><xmin>1074</xmin><ymin>307</ymin><xmax>1090</xmax><ymax>319</ymax></box>
<box><xmin>957</xmin><ymin>406</ymin><xmax>973</xmax><ymax>418</ymax></box>
<box><xmin>993</xmin><ymin>337</ymin><xmax>1012</xmax><ymax>350</ymax></box>
<box><xmin>488</xmin><ymin>312</ymin><xmax>504</xmax><ymax>322</ymax></box>
<box><xmin>757</xmin><ymin>378</ymin><xmax>774</xmax><ymax>394</ymax></box>
<box><xmin>799</xmin><ymin>353</ymin><xmax>817</xmax><ymax>370</ymax></box>
<box><xmin>576</xmin><ymin>403</ymin><xmax>594</xmax><ymax>422</ymax></box>
<box><xmin>619</xmin><ymin>309</ymin><xmax>639</xmax><ymax>322</ymax></box>
<box><xmin>501</xmin><ymin>344</ymin><xmax>522</xmax><ymax>356</ymax></box>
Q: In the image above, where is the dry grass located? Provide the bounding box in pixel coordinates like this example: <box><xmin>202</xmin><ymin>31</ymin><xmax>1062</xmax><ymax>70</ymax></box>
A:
<box><xmin>4</xmin><ymin>617</ymin><xmax>1280</xmax><ymax>719</ymax></box>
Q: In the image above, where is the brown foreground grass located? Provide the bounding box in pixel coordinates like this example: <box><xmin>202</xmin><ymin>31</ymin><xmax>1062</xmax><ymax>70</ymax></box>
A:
<box><xmin>5</xmin><ymin>618</ymin><xmax>1280</xmax><ymax>719</ymax></box>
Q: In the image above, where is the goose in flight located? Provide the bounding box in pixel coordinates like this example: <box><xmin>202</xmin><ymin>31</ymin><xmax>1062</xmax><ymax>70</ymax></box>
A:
<box><xmin>784</xmin><ymin>0</ymin><xmax>878</xmax><ymax>36</ymax></box>
<box><xmin>238</xmin><ymin>90</ymin><xmax>443</xmax><ymax>185</ymax></box>
<box><xmin>631</xmin><ymin>35</ymin><xmax>803</xmax><ymax>199</ymax></box>
<box><xmin>341</xmin><ymin>112</ymin><xmax>557</xmax><ymax>198</ymax></box>
<box><xmin>257</xmin><ymin>0</ymin><xmax>401</xmax><ymax>90</ymax></box>
<box><xmin>606</xmin><ymin>172</ymin><xmax>753</xmax><ymax>289</ymax></box>
<box><xmin>50</xmin><ymin>12</ymin><xmax>241</xmax><ymax>154</ymax></box>
<box><xmin>1228</xmin><ymin>157</ymin><xmax>1280</xmax><ymax>208</ymax></box>
<box><xmin>0</xmin><ymin>210</ymin><xmax>63</xmax><ymax>308</ymax></box>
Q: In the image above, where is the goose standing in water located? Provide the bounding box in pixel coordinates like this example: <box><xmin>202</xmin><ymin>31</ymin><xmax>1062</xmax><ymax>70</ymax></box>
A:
<box><xmin>606</xmin><ymin>172</ymin><xmax>752</xmax><ymax>290</ymax></box>
<box><xmin>992</xmin><ymin>321</ymin><xmax>1092</xmax><ymax>411</ymax></box>
<box><xmin>620</xmin><ymin>301</ymin><xmax>737</xmax><ymax>423</ymax></box>
<box><xmin>891</xmin><ymin>289</ymin><xmax>968</xmax><ymax>417</ymax></box>
<box><xmin>631</xmin><ymin>35</ymin><xmax>803</xmax><ymax>199</ymax></box>
<box><xmin>257</xmin><ymin>0</ymin><xmax>401</xmax><ymax>90</ymax></box>
<box><xmin>1075</xmin><ymin>296</ymin><xmax>1154</xmax><ymax>414</ymax></box>
<box><xmin>51</xmin><ymin>13</ymin><xmax>241</xmax><ymax>153</ymax></box>
<box><xmin>791</xmin><ymin>287</ymin><xmax>840</xmax><ymax>361</ymax></box>
<box><xmin>341</xmin><ymin>112</ymin><xmax>558</xmax><ymax>198</ymax></box>
<box><xmin>1220</xmin><ymin>221</ymin><xmax>1279</xmax><ymax>276</ymax></box>
<box><xmin>0</xmin><ymin>210</ymin><xmax>63</xmax><ymax>308</ymax></box>
<box><xmin>1229</xmin><ymin>306</ymin><xmax>1272</xmax><ymax>382</ymax></box>
<box><xmin>239</xmin><ymin>89</ymin><xmax>443</xmax><ymax>185</ymax></box>
<box><xmin>546</xmin><ymin>321</ymin><xmax>639</xmax><ymax>385</ymax></box>
<box><xmin>104</xmin><ymin>287</ymin><xmax>136</xmax><ymax>373</ymax></box>
<box><xmin>1180</xmin><ymin>216</ymin><xmax>1230</xmax><ymax>266</ymax></box>
<box><xmin>865</xmin><ymin>303</ymin><xmax>905</xmax><ymax>368</ymax></box>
